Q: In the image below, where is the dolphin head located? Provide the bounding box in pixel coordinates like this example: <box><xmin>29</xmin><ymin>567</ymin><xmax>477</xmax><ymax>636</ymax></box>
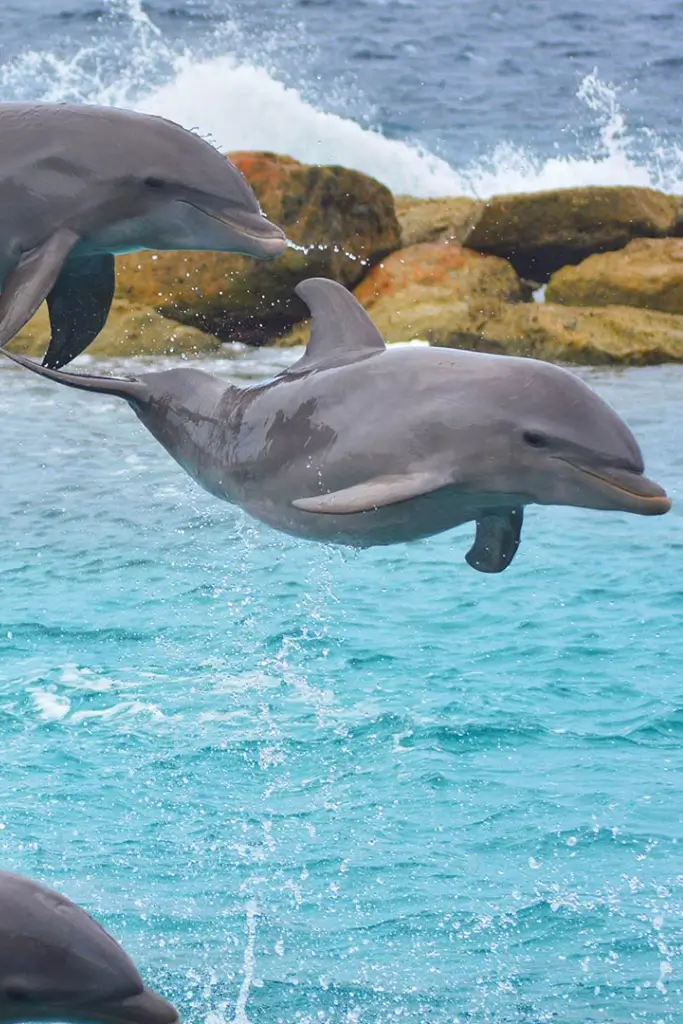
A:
<box><xmin>111</xmin><ymin>114</ymin><xmax>286</xmax><ymax>259</ymax></box>
<box><xmin>0</xmin><ymin>986</ymin><xmax>179</xmax><ymax>1024</ymax></box>
<box><xmin>456</xmin><ymin>356</ymin><xmax>671</xmax><ymax>517</ymax></box>
<box><xmin>0</xmin><ymin>872</ymin><xmax>179</xmax><ymax>1024</ymax></box>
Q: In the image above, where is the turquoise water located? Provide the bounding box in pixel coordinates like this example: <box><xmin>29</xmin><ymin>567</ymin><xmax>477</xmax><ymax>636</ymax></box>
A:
<box><xmin>1</xmin><ymin>352</ymin><xmax>682</xmax><ymax>1024</ymax></box>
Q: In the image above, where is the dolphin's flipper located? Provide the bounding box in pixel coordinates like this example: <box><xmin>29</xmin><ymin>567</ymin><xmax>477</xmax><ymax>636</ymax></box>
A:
<box><xmin>465</xmin><ymin>508</ymin><xmax>524</xmax><ymax>573</ymax></box>
<box><xmin>44</xmin><ymin>253</ymin><xmax>115</xmax><ymax>369</ymax></box>
<box><xmin>287</xmin><ymin>278</ymin><xmax>386</xmax><ymax>374</ymax></box>
<box><xmin>293</xmin><ymin>470</ymin><xmax>450</xmax><ymax>514</ymax></box>
<box><xmin>0</xmin><ymin>228</ymin><xmax>80</xmax><ymax>349</ymax></box>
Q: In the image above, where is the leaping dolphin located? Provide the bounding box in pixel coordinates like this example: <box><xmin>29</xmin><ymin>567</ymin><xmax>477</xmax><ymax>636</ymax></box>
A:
<box><xmin>1</xmin><ymin>278</ymin><xmax>670</xmax><ymax>572</ymax></box>
<box><xmin>0</xmin><ymin>870</ymin><xmax>178</xmax><ymax>1024</ymax></box>
<box><xmin>0</xmin><ymin>102</ymin><xmax>287</xmax><ymax>370</ymax></box>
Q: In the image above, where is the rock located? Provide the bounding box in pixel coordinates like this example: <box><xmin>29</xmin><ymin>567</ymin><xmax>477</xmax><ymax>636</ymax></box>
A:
<box><xmin>349</xmin><ymin>242</ymin><xmax>528</xmax><ymax>343</ymax></box>
<box><xmin>394</xmin><ymin>195</ymin><xmax>484</xmax><ymax>247</ymax></box>
<box><xmin>434</xmin><ymin>302</ymin><xmax>683</xmax><ymax>365</ymax></box>
<box><xmin>11</xmin><ymin>300</ymin><xmax>220</xmax><ymax>360</ymax></box>
<box><xmin>280</xmin><ymin>283</ymin><xmax>683</xmax><ymax>364</ymax></box>
<box><xmin>115</xmin><ymin>151</ymin><xmax>401</xmax><ymax>343</ymax></box>
<box><xmin>464</xmin><ymin>186</ymin><xmax>678</xmax><ymax>282</ymax></box>
<box><xmin>546</xmin><ymin>237</ymin><xmax>683</xmax><ymax>314</ymax></box>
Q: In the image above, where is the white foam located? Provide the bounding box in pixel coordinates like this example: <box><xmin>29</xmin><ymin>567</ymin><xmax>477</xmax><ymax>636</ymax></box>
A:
<box><xmin>59</xmin><ymin>663</ymin><xmax>115</xmax><ymax>692</ymax></box>
<box><xmin>70</xmin><ymin>700</ymin><xmax>165</xmax><ymax>724</ymax></box>
<box><xmin>137</xmin><ymin>53</ymin><xmax>465</xmax><ymax>197</ymax></box>
<box><xmin>32</xmin><ymin>690</ymin><xmax>71</xmax><ymax>721</ymax></box>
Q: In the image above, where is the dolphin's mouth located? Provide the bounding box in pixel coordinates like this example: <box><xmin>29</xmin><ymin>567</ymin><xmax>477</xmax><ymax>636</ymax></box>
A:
<box><xmin>205</xmin><ymin>208</ymin><xmax>288</xmax><ymax>257</ymax></box>
<box><xmin>562</xmin><ymin>459</ymin><xmax>672</xmax><ymax>516</ymax></box>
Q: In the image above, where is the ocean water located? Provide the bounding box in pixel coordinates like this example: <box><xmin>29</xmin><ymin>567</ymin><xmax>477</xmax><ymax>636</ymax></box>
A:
<box><xmin>2</xmin><ymin>1</ymin><xmax>683</xmax><ymax>1022</ymax></box>
<box><xmin>1</xmin><ymin>350</ymin><xmax>682</xmax><ymax>1024</ymax></box>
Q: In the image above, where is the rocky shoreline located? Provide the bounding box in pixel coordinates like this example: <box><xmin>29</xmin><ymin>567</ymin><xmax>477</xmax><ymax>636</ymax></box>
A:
<box><xmin>13</xmin><ymin>152</ymin><xmax>683</xmax><ymax>364</ymax></box>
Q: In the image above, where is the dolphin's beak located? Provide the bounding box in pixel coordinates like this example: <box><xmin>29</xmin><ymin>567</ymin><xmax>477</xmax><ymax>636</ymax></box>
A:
<box><xmin>209</xmin><ymin>208</ymin><xmax>288</xmax><ymax>258</ymax></box>
<box><xmin>562</xmin><ymin>459</ymin><xmax>672</xmax><ymax>516</ymax></box>
<box><xmin>83</xmin><ymin>987</ymin><xmax>180</xmax><ymax>1024</ymax></box>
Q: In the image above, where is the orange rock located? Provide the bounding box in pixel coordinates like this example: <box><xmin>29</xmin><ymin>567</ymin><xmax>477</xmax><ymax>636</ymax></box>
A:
<box><xmin>115</xmin><ymin>151</ymin><xmax>401</xmax><ymax>343</ymax></box>
<box><xmin>351</xmin><ymin>242</ymin><xmax>528</xmax><ymax>343</ymax></box>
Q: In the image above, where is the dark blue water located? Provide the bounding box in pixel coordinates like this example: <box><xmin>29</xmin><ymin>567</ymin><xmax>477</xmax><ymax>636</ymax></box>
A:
<box><xmin>1</xmin><ymin>351</ymin><xmax>682</xmax><ymax>1023</ymax></box>
<box><xmin>1</xmin><ymin>0</ymin><xmax>683</xmax><ymax>195</ymax></box>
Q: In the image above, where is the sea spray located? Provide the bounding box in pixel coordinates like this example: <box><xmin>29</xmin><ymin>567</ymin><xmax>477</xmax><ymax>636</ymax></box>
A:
<box><xmin>2</xmin><ymin>1</ymin><xmax>683</xmax><ymax>197</ymax></box>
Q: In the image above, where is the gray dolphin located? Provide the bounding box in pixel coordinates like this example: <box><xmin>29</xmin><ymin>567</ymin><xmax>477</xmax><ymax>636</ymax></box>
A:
<box><xmin>1</xmin><ymin>278</ymin><xmax>670</xmax><ymax>572</ymax></box>
<box><xmin>0</xmin><ymin>101</ymin><xmax>287</xmax><ymax>370</ymax></box>
<box><xmin>0</xmin><ymin>871</ymin><xmax>178</xmax><ymax>1024</ymax></box>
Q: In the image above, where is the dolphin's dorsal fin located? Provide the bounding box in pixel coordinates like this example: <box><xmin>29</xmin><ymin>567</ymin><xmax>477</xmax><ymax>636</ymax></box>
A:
<box><xmin>286</xmin><ymin>278</ymin><xmax>385</xmax><ymax>374</ymax></box>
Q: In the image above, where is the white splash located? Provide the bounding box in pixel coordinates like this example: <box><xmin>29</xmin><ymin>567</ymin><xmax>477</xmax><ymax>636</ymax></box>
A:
<box><xmin>232</xmin><ymin>899</ymin><xmax>260</xmax><ymax>1024</ymax></box>
<box><xmin>32</xmin><ymin>690</ymin><xmax>71</xmax><ymax>721</ymax></box>
<box><xmin>1</xmin><ymin>1</ymin><xmax>682</xmax><ymax>198</ymax></box>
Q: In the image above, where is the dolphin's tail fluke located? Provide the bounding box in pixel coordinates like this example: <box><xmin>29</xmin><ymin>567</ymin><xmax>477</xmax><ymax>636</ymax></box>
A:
<box><xmin>0</xmin><ymin>347</ymin><xmax>148</xmax><ymax>404</ymax></box>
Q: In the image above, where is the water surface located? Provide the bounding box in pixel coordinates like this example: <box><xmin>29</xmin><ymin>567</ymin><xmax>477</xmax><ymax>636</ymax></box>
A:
<box><xmin>1</xmin><ymin>354</ymin><xmax>681</xmax><ymax>1022</ymax></box>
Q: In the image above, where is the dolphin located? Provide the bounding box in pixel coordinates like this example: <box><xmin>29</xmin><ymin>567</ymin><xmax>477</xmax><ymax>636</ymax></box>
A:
<box><xmin>0</xmin><ymin>101</ymin><xmax>287</xmax><ymax>370</ymax></box>
<box><xmin>1</xmin><ymin>277</ymin><xmax>671</xmax><ymax>572</ymax></box>
<box><xmin>0</xmin><ymin>870</ymin><xmax>178</xmax><ymax>1024</ymax></box>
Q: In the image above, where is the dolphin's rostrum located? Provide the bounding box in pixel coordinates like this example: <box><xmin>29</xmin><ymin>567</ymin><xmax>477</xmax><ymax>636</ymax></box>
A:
<box><xmin>0</xmin><ymin>871</ymin><xmax>178</xmax><ymax>1024</ymax></box>
<box><xmin>2</xmin><ymin>278</ymin><xmax>670</xmax><ymax>572</ymax></box>
<box><xmin>0</xmin><ymin>102</ymin><xmax>287</xmax><ymax>371</ymax></box>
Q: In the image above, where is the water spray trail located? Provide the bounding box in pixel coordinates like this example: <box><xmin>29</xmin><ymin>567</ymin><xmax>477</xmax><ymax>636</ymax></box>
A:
<box><xmin>232</xmin><ymin>899</ymin><xmax>259</xmax><ymax>1024</ymax></box>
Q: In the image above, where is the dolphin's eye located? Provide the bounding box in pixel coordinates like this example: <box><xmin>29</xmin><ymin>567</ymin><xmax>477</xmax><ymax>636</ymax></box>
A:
<box><xmin>523</xmin><ymin>430</ymin><xmax>549</xmax><ymax>449</ymax></box>
<box><xmin>144</xmin><ymin>177</ymin><xmax>166</xmax><ymax>190</ymax></box>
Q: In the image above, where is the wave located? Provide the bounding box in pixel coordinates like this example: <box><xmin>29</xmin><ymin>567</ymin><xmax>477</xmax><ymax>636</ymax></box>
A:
<box><xmin>1</xmin><ymin>0</ymin><xmax>683</xmax><ymax>197</ymax></box>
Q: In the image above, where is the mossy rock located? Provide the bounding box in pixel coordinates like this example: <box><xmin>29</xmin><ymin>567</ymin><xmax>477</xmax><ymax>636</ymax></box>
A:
<box><xmin>547</xmin><ymin>237</ymin><xmax>683</xmax><ymax>314</ymax></box>
<box><xmin>465</xmin><ymin>186</ymin><xmax>678</xmax><ymax>281</ymax></box>
<box><xmin>10</xmin><ymin>299</ymin><xmax>221</xmax><ymax>359</ymax></box>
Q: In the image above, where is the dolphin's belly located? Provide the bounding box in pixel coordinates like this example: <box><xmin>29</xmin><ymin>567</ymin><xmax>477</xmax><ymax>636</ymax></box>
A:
<box><xmin>234</xmin><ymin>486</ymin><xmax>489</xmax><ymax>548</ymax></box>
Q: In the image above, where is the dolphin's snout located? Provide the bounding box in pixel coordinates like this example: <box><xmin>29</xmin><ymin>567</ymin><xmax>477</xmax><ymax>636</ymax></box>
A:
<box><xmin>563</xmin><ymin>459</ymin><xmax>672</xmax><ymax>516</ymax></box>
<box><xmin>86</xmin><ymin>988</ymin><xmax>180</xmax><ymax>1024</ymax></box>
<box><xmin>214</xmin><ymin>209</ymin><xmax>288</xmax><ymax>258</ymax></box>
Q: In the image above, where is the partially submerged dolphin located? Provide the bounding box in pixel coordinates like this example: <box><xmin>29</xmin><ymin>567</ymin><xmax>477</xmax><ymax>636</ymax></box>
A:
<box><xmin>0</xmin><ymin>102</ymin><xmax>286</xmax><ymax>370</ymax></box>
<box><xmin>0</xmin><ymin>870</ymin><xmax>178</xmax><ymax>1024</ymax></box>
<box><xmin>2</xmin><ymin>278</ymin><xmax>670</xmax><ymax>572</ymax></box>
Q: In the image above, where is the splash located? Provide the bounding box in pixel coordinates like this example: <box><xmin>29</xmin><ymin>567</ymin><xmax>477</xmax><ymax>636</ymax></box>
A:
<box><xmin>232</xmin><ymin>899</ymin><xmax>259</xmax><ymax>1024</ymax></box>
<box><xmin>1</xmin><ymin>1</ymin><xmax>683</xmax><ymax>197</ymax></box>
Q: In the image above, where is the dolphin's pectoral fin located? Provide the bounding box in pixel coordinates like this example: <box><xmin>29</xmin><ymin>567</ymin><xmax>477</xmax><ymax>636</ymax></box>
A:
<box><xmin>292</xmin><ymin>470</ymin><xmax>449</xmax><ymax>514</ymax></box>
<box><xmin>465</xmin><ymin>507</ymin><xmax>524</xmax><ymax>573</ymax></box>
<box><xmin>286</xmin><ymin>278</ymin><xmax>386</xmax><ymax>374</ymax></box>
<box><xmin>0</xmin><ymin>228</ymin><xmax>80</xmax><ymax>349</ymax></box>
<box><xmin>44</xmin><ymin>253</ymin><xmax>116</xmax><ymax>369</ymax></box>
